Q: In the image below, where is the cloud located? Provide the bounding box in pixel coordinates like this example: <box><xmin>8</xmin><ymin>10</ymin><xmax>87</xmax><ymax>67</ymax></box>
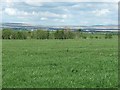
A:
<box><xmin>71</xmin><ymin>4</ymin><xmax>83</xmax><ymax>9</ymax></box>
<box><xmin>40</xmin><ymin>17</ymin><xmax>48</xmax><ymax>20</ymax></box>
<box><xmin>1</xmin><ymin>1</ymin><xmax>118</xmax><ymax>25</ymax></box>
<box><xmin>53</xmin><ymin>19</ymin><xmax>65</xmax><ymax>22</ymax></box>
<box><xmin>4</xmin><ymin>8</ymin><xmax>33</xmax><ymax>16</ymax></box>
<box><xmin>92</xmin><ymin>9</ymin><xmax>110</xmax><ymax>16</ymax></box>
<box><xmin>61</xmin><ymin>14</ymin><xmax>68</xmax><ymax>19</ymax></box>
<box><xmin>39</xmin><ymin>11</ymin><xmax>70</xmax><ymax>19</ymax></box>
<box><xmin>4</xmin><ymin>8</ymin><xmax>17</xmax><ymax>15</ymax></box>
<box><xmin>24</xmin><ymin>0</ymin><xmax>43</xmax><ymax>6</ymax></box>
<box><xmin>4</xmin><ymin>7</ymin><xmax>70</xmax><ymax>20</ymax></box>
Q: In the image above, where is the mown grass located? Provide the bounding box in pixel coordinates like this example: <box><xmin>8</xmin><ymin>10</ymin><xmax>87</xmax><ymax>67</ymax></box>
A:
<box><xmin>2</xmin><ymin>38</ymin><xmax>118</xmax><ymax>88</ymax></box>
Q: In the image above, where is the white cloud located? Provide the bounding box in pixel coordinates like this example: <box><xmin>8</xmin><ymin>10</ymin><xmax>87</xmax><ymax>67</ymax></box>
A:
<box><xmin>4</xmin><ymin>8</ymin><xmax>32</xmax><ymax>16</ymax></box>
<box><xmin>5</xmin><ymin>0</ymin><xmax>13</xmax><ymax>4</ymax></box>
<box><xmin>3</xmin><ymin>7</ymin><xmax>70</xmax><ymax>20</ymax></box>
<box><xmin>40</xmin><ymin>11</ymin><xmax>60</xmax><ymax>18</ymax></box>
<box><xmin>2</xmin><ymin>0</ymin><xmax>16</xmax><ymax>7</ymax></box>
<box><xmin>32</xmin><ymin>11</ymin><xmax>39</xmax><ymax>16</ymax></box>
<box><xmin>38</xmin><ymin>11</ymin><xmax>70</xmax><ymax>19</ymax></box>
<box><xmin>53</xmin><ymin>19</ymin><xmax>65</xmax><ymax>22</ymax></box>
<box><xmin>40</xmin><ymin>17</ymin><xmax>48</xmax><ymax>20</ymax></box>
<box><xmin>4</xmin><ymin>8</ymin><xmax>17</xmax><ymax>15</ymax></box>
<box><xmin>92</xmin><ymin>9</ymin><xmax>110</xmax><ymax>16</ymax></box>
<box><xmin>24</xmin><ymin>0</ymin><xmax>43</xmax><ymax>6</ymax></box>
<box><xmin>71</xmin><ymin>4</ymin><xmax>82</xmax><ymax>9</ymax></box>
<box><xmin>61</xmin><ymin>14</ymin><xmax>68</xmax><ymax>19</ymax></box>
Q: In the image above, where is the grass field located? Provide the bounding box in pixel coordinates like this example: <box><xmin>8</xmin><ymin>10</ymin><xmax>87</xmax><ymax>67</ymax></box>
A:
<box><xmin>2</xmin><ymin>38</ymin><xmax>118</xmax><ymax>88</ymax></box>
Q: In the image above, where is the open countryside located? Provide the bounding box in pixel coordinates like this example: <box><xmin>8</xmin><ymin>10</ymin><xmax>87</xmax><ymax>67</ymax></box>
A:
<box><xmin>2</xmin><ymin>29</ymin><xmax>118</xmax><ymax>88</ymax></box>
<box><xmin>1</xmin><ymin>1</ymin><xmax>118</xmax><ymax>88</ymax></box>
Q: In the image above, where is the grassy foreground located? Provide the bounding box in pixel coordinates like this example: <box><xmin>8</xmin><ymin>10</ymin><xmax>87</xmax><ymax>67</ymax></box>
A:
<box><xmin>2</xmin><ymin>38</ymin><xmax>118</xmax><ymax>88</ymax></box>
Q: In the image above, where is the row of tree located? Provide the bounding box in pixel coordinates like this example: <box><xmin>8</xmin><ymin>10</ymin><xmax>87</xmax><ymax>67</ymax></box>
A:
<box><xmin>2</xmin><ymin>28</ymin><xmax>114</xmax><ymax>39</ymax></box>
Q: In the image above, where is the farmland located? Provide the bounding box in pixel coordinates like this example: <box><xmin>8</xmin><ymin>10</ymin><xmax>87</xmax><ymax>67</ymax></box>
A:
<box><xmin>2</xmin><ymin>38</ymin><xmax>118</xmax><ymax>88</ymax></box>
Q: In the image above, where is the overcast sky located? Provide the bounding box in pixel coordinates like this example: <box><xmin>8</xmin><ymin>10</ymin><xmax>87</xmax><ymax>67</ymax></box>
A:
<box><xmin>1</xmin><ymin>0</ymin><xmax>118</xmax><ymax>26</ymax></box>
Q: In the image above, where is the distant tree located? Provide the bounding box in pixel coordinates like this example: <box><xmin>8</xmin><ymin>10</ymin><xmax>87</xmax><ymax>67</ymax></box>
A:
<box><xmin>76</xmin><ymin>28</ymin><xmax>83</xmax><ymax>39</ymax></box>
<box><xmin>35</xmin><ymin>30</ymin><xmax>48</xmax><ymax>39</ymax></box>
<box><xmin>2</xmin><ymin>28</ymin><xmax>13</xmax><ymax>39</ymax></box>
<box><xmin>31</xmin><ymin>31</ymin><xmax>37</xmax><ymax>39</ymax></box>
<box><xmin>54</xmin><ymin>30</ymin><xmax>64</xmax><ymax>39</ymax></box>
<box><xmin>27</xmin><ymin>31</ymin><xmax>32</xmax><ymax>39</ymax></box>
<box><xmin>11</xmin><ymin>31</ymin><xmax>27</xmax><ymax>39</ymax></box>
<box><xmin>78</xmin><ymin>29</ymin><xmax>82</xmax><ymax>32</ymax></box>
<box><xmin>47</xmin><ymin>30</ymin><xmax>50</xmax><ymax>39</ymax></box>
<box><xmin>11</xmin><ymin>31</ymin><xmax>17</xmax><ymax>39</ymax></box>
<box><xmin>49</xmin><ymin>31</ymin><xmax>54</xmax><ymax>39</ymax></box>
<box><xmin>64</xmin><ymin>31</ymin><xmax>75</xmax><ymax>39</ymax></box>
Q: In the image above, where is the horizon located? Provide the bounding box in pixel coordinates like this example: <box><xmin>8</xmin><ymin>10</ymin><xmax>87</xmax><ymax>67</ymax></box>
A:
<box><xmin>1</xmin><ymin>22</ymin><xmax>118</xmax><ymax>27</ymax></box>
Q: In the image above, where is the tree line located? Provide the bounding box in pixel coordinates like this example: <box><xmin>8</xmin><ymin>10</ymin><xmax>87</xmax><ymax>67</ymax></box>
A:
<box><xmin>2</xmin><ymin>28</ymin><xmax>114</xmax><ymax>39</ymax></box>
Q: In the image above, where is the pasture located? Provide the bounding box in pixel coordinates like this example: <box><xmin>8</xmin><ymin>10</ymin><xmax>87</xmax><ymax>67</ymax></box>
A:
<box><xmin>2</xmin><ymin>38</ymin><xmax>118</xmax><ymax>88</ymax></box>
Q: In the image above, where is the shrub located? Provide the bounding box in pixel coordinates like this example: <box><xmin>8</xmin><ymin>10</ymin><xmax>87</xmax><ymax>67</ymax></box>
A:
<box><xmin>95</xmin><ymin>36</ymin><xmax>98</xmax><ymax>39</ymax></box>
<box><xmin>82</xmin><ymin>36</ymin><xmax>87</xmax><ymax>39</ymax></box>
<box><xmin>89</xmin><ymin>36</ymin><xmax>93</xmax><ymax>39</ymax></box>
<box><xmin>105</xmin><ymin>34</ymin><xmax>113</xmax><ymax>39</ymax></box>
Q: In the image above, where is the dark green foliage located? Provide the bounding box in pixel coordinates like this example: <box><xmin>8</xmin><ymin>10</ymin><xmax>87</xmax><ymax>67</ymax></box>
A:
<box><xmin>82</xmin><ymin>36</ymin><xmax>87</xmax><ymax>39</ymax></box>
<box><xmin>27</xmin><ymin>31</ymin><xmax>33</xmax><ymax>39</ymax></box>
<box><xmin>31</xmin><ymin>31</ymin><xmax>37</xmax><ymax>39</ymax></box>
<box><xmin>11</xmin><ymin>31</ymin><xmax>17</xmax><ymax>39</ymax></box>
<box><xmin>2</xmin><ymin>29</ymin><xmax>13</xmax><ymax>39</ymax></box>
<box><xmin>17</xmin><ymin>31</ymin><xmax>27</xmax><ymax>39</ymax></box>
<box><xmin>105</xmin><ymin>34</ymin><xmax>113</xmax><ymax>39</ymax></box>
<box><xmin>95</xmin><ymin>36</ymin><xmax>99</xmax><ymax>39</ymax></box>
<box><xmin>2</xmin><ymin>28</ymin><xmax>116</xmax><ymax>40</ymax></box>
<box><xmin>77</xmin><ymin>28</ymin><xmax>82</xmax><ymax>32</ymax></box>
<box><xmin>89</xmin><ymin>35</ymin><xmax>94</xmax><ymax>39</ymax></box>
<box><xmin>54</xmin><ymin>30</ymin><xmax>75</xmax><ymax>39</ymax></box>
<box><xmin>49</xmin><ymin>32</ymin><xmax>55</xmax><ymax>39</ymax></box>
<box><xmin>2</xmin><ymin>29</ymin><xmax>27</xmax><ymax>39</ymax></box>
<box><xmin>11</xmin><ymin>31</ymin><xmax>27</xmax><ymax>39</ymax></box>
<box><xmin>35</xmin><ymin>30</ymin><xmax>48</xmax><ymax>39</ymax></box>
<box><xmin>47</xmin><ymin>30</ymin><xmax>50</xmax><ymax>39</ymax></box>
<box><xmin>64</xmin><ymin>31</ymin><xmax>75</xmax><ymax>39</ymax></box>
<box><xmin>54</xmin><ymin>30</ymin><xmax>64</xmax><ymax>39</ymax></box>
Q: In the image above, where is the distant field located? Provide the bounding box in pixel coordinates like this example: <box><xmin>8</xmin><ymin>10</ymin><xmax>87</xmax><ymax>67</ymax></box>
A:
<box><xmin>2</xmin><ymin>38</ymin><xmax>118</xmax><ymax>88</ymax></box>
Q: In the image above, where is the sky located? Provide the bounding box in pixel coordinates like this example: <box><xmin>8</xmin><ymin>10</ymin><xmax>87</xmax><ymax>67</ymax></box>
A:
<box><xmin>0</xmin><ymin>0</ymin><xmax>119</xmax><ymax>26</ymax></box>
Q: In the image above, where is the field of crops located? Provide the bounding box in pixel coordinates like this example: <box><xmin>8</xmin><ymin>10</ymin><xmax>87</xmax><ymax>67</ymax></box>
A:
<box><xmin>2</xmin><ymin>38</ymin><xmax>118</xmax><ymax>88</ymax></box>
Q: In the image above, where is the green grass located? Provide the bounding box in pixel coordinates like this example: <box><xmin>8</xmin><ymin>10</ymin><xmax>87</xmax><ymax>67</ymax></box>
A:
<box><xmin>2</xmin><ymin>38</ymin><xmax>118</xmax><ymax>88</ymax></box>
<box><xmin>0</xmin><ymin>39</ymin><xmax>2</xmax><ymax>89</ymax></box>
